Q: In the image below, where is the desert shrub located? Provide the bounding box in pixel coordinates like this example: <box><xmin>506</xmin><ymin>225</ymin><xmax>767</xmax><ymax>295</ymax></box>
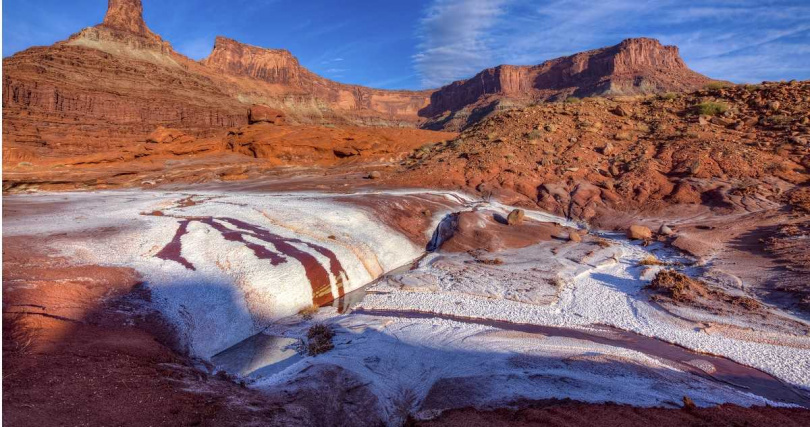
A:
<box><xmin>564</xmin><ymin>96</ymin><xmax>581</xmax><ymax>104</ymax></box>
<box><xmin>693</xmin><ymin>102</ymin><xmax>728</xmax><ymax>116</ymax></box>
<box><xmin>449</xmin><ymin>139</ymin><xmax>464</xmax><ymax>149</ymax></box>
<box><xmin>3</xmin><ymin>312</ymin><xmax>37</xmax><ymax>357</ymax></box>
<box><xmin>526</xmin><ymin>129</ymin><xmax>543</xmax><ymax>140</ymax></box>
<box><xmin>638</xmin><ymin>255</ymin><xmax>667</xmax><ymax>266</ymax></box>
<box><xmin>704</xmin><ymin>81</ymin><xmax>730</xmax><ymax>90</ymax></box>
<box><xmin>660</xmin><ymin>92</ymin><xmax>678</xmax><ymax>100</ymax></box>
<box><xmin>306</xmin><ymin>323</ymin><xmax>335</xmax><ymax>356</ymax></box>
<box><xmin>646</xmin><ymin>270</ymin><xmax>708</xmax><ymax>302</ymax></box>
<box><xmin>298</xmin><ymin>304</ymin><xmax>319</xmax><ymax>320</ymax></box>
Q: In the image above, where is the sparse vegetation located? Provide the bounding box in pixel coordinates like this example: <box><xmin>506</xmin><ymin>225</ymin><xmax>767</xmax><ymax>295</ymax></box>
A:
<box><xmin>704</xmin><ymin>81</ymin><xmax>731</xmax><ymax>90</ymax></box>
<box><xmin>693</xmin><ymin>101</ymin><xmax>728</xmax><ymax>116</ymax></box>
<box><xmin>646</xmin><ymin>270</ymin><xmax>707</xmax><ymax>303</ymax></box>
<box><xmin>305</xmin><ymin>323</ymin><xmax>335</xmax><ymax>356</ymax></box>
<box><xmin>526</xmin><ymin>129</ymin><xmax>543</xmax><ymax>140</ymax></box>
<box><xmin>660</xmin><ymin>92</ymin><xmax>678</xmax><ymax>100</ymax></box>
<box><xmin>3</xmin><ymin>312</ymin><xmax>37</xmax><ymax>358</ymax></box>
<box><xmin>298</xmin><ymin>304</ymin><xmax>319</xmax><ymax>320</ymax></box>
<box><xmin>638</xmin><ymin>255</ymin><xmax>668</xmax><ymax>266</ymax></box>
<box><xmin>564</xmin><ymin>96</ymin><xmax>581</xmax><ymax>104</ymax></box>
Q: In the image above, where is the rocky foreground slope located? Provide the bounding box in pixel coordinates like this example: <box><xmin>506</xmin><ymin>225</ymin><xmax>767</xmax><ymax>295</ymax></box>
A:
<box><xmin>389</xmin><ymin>80</ymin><xmax>810</xmax><ymax>312</ymax></box>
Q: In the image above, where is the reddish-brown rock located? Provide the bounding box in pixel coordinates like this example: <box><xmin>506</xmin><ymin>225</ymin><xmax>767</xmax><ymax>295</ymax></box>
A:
<box><xmin>249</xmin><ymin>105</ymin><xmax>285</xmax><ymax>125</ymax></box>
<box><xmin>146</xmin><ymin>127</ymin><xmax>194</xmax><ymax>144</ymax></box>
<box><xmin>420</xmin><ymin>38</ymin><xmax>715</xmax><ymax>130</ymax></box>
<box><xmin>101</xmin><ymin>0</ymin><xmax>151</xmax><ymax>36</ymax></box>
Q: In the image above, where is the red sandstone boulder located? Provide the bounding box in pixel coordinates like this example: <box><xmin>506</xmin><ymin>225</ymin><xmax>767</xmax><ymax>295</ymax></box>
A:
<box><xmin>249</xmin><ymin>105</ymin><xmax>285</xmax><ymax>125</ymax></box>
<box><xmin>507</xmin><ymin>209</ymin><xmax>525</xmax><ymax>225</ymax></box>
<box><xmin>627</xmin><ymin>225</ymin><xmax>652</xmax><ymax>240</ymax></box>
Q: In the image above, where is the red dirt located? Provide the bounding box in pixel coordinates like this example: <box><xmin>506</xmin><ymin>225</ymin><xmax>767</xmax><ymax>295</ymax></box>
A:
<box><xmin>1</xmin><ymin>236</ymin><xmax>276</xmax><ymax>426</ymax></box>
<box><xmin>416</xmin><ymin>399</ymin><xmax>810</xmax><ymax>427</ymax></box>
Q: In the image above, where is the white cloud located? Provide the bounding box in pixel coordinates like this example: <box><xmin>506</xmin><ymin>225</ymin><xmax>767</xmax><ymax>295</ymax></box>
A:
<box><xmin>413</xmin><ymin>0</ymin><xmax>508</xmax><ymax>88</ymax></box>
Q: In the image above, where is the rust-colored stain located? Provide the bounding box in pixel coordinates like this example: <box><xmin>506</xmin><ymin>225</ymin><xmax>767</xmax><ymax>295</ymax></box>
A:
<box><xmin>156</xmin><ymin>215</ymin><xmax>346</xmax><ymax>306</ymax></box>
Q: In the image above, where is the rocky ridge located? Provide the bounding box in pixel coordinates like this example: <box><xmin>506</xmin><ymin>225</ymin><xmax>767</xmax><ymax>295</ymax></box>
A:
<box><xmin>421</xmin><ymin>38</ymin><xmax>715</xmax><ymax>130</ymax></box>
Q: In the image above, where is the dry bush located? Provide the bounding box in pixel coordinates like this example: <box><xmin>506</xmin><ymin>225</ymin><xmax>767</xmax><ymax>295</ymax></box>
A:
<box><xmin>298</xmin><ymin>304</ymin><xmax>319</xmax><ymax>320</ymax></box>
<box><xmin>704</xmin><ymin>81</ymin><xmax>731</xmax><ymax>90</ymax></box>
<box><xmin>646</xmin><ymin>270</ymin><xmax>708</xmax><ymax>303</ymax></box>
<box><xmin>638</xmin><ymin>255</ymin><xmax>670</xmax><ymax>266</ymax></box>
<box><xmin>306</xmin><ymin>323</ymin><xmax>335</xmax><ymax>356</ymax></box>
<box><xmin>3</xmin><ymin>311</ymin><xmax>37</xmax><ymax>357</ymax></box>
<box><xmin>693</xmin><ymin>102</ymin><xmax>728</xmax><ymax>116</ymax></box>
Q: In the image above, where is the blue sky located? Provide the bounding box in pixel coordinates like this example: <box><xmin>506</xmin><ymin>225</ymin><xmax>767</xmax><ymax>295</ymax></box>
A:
<box><xmin>3</xmin><ymin>0</ymin><xmax>809</xmax><ymax>89</ymax></box>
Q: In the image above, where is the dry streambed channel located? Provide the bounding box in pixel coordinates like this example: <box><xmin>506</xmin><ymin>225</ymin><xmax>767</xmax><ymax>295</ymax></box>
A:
<box><xmin>4</xmin><ymin>188</ymin><xmax>809</xmax><ymax>423</ymax></box>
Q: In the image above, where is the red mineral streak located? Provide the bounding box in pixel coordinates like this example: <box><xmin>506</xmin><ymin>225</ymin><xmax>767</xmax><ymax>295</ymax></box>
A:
<box><xmin>154</xmin><ymin>216</ymin><xmax>346</xmax><ymax>305</ymax></box>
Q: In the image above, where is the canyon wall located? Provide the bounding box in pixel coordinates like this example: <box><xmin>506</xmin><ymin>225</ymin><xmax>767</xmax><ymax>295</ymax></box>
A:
<box><xmin>2</xmin><ymin>0</ymin><xmax>716</xmax><ymax>162</ymax></box>
<box><xmin>420</xmin><ymin>38</ymin><xmax>713</xmax><ymax>120</ymax></box>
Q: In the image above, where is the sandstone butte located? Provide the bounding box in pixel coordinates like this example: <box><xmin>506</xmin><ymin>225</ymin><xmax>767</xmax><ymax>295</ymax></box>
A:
<box><xmin>2</xmin><ymin>0</ymin><xmax>715</xmax><ymax>168</ymax></box>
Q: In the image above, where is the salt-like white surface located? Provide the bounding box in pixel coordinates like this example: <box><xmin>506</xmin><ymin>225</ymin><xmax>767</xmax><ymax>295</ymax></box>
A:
<box><xmin>358</xmin><ymin>234</ymin><xmax>810</xmax><ymax>390</ymax></box>
<box><xmin>4</xmin><ymin>189</ymin><xmax>448</xmax><ymax>356</ymax></box>
<box><xmin>6</xmin><ymin>188</ymin><xmax>809</xmax><ymax>414</ymax></box>
<box><xmin>251</xmin><ymin>312</ymin><xmax>791</xmax><ymax>425</ymax></box>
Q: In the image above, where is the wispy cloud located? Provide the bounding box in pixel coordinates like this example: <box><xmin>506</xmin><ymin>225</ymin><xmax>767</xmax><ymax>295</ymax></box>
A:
<box><xmin>413</xmin><ymin>0</ymin><xmax>810</xmax><ymax>88</ymax></box>
<box><xmin>413</xmin><ymin>0</ymin><xmax>508</xmax><ymax>88</ymax></box>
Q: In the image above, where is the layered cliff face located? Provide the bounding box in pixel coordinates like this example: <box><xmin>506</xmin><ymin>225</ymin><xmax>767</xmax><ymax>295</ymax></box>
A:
<box><xmin>2</xmin><ymin>0</ymin><xmax>716</xmax><ymax>164</ymax></box>
<box><xmin>2</xmin><ymin>1</ymin><xmax>250</xmax><ymax>164</ymax></box>
<box><xmin>202</xmin><ymin>36</ymin><xmax>431</xmax><ymax>122</ymax></box>
<box><xmin>420</xmin><ymin>38</ymin><xmax>713</xmax><ymax>128</ymax></box>
<box><xmin>2</xmin><ymin>0</ymin><xmax>431</xmax><ymax>164</ymax></box>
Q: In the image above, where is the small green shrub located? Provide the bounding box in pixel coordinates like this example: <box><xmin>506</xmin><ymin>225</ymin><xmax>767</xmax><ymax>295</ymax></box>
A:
<box><xmin>564</xmin><ymin>96</ymin><xmax>581</xmax><ymax>104</ymax></box>
<box><xmin>694</xmin><ymin>102</ymin><xmax>728</xmax><ymax>116</ymax></box>
<box><xmin>704</xmin><ymin>81</ymin><xmax>730</xmax><ymax>90</ymax></box>
<box><xmin>526</xmin><ymin>129</ymin><xmax>543</xmax><ymax>140</ymax></box>
<box><xmin>660</xmin><ymin>92</ymin><xmax>678</xmax><ymax>100</ymax></box>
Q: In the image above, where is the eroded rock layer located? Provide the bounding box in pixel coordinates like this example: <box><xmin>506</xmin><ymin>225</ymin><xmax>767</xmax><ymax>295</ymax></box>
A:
<box><xmin>2</xmin><ymin>0</ymin><xmax>717</xmax><ymax>161</ymax></box>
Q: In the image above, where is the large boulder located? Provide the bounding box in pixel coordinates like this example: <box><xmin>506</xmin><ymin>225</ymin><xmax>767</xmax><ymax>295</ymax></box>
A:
<box><xmin>627</xmin><ymin>225</ymin><xmax>652</xmax><ymax>240</ymax></box>
<box><xmin>507</xmin><ymin>209</ymin><xmax>525</xmax><ymax>225</ymax></box>
<box><xmin>249</xmin><ymin>105</ymin><xmax>285</xmax><ymax>125</ymax></box>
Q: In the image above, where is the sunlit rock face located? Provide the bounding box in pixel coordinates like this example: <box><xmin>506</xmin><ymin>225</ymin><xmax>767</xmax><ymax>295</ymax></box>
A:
<box><xmin>1</xmin><ymin>190</ymin><xmax>476</xmax><ymax>357</ymax></box>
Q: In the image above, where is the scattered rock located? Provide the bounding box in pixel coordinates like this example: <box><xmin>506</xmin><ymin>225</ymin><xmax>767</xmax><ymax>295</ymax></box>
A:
<box><xmin>506</xmin><ymin>209</ymin><xmax>525</xmax><ymax>225</ymax></box>
<box><xmin>367</xmin><ymin>171</ymin><xmax>382</xmax><ymax>180</ymax></box>
<box><xmin>627</xmin><ymin>225</ymin><xmax>652</xmax><ymax>240</ymax></box>
<box><xmin>568</xmin><ymin>232</ymin><xmax>582</xmax><ymax>243</ymax></box>
<box><xmin>612</xmin><ymin>105</ymin><xmax>632</xmax><ymax>117</ymax></box>
<box><xmin>659</xmin><ymin>224</ymin><xmax>674</xmax><ymax>236</ymax></box>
